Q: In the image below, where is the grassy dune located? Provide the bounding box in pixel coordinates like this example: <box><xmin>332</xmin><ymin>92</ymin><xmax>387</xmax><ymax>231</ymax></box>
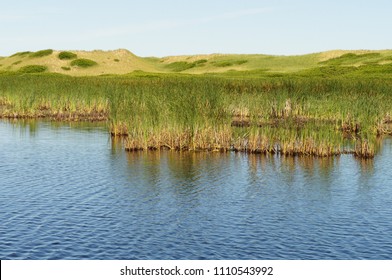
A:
<box><xmin>0</xmin><ymin>49</ymin><xmax>158</xmax><ymax>76</ymax></box>
<box><xmin>1</xmin><ymin>48</ymin><xmax>392</xmax><ymax>75</ymax></box>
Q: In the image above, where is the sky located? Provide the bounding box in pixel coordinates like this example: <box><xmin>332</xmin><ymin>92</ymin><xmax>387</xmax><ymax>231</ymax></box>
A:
<box><xmin>1</xmin><ymin>0</ymin><xmax>392</xmax><ymax>57</ymax></box>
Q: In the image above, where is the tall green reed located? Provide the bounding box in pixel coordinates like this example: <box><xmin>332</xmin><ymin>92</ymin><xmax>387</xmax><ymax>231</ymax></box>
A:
<box><xmin>1</xmin><ymin>73</ymin><xmax>391</xmax><ymax>157</ymax></box>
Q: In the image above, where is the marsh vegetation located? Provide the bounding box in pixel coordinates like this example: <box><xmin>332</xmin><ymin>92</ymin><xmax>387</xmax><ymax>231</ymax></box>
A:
<box><xmin>1</xmin><ymin>68</ymin><xmax>391</xmax><ymax>158</ymax></box>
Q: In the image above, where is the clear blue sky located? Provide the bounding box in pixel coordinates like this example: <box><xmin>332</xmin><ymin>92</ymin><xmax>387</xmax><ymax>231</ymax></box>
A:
<box><xmin>1</xmin><ymin>0</ymin><xmax>391</xmax><ymax>57</ymax></box>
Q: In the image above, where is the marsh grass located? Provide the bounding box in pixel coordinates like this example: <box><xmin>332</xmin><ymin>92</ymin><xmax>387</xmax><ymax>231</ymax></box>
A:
<box><xmin>0</xmin><ymin>74</ymin><xmax>108</xmax><ymax>120</ymax></box>
<box><xmin>1</xmin><ymin>72</ymin><xmax>391</xmax><ymax>158</ymax></box>
<box><xmin>108</xmin><ymin>75</ymin><xmax>392</xmax><ymax>158</ymax></box>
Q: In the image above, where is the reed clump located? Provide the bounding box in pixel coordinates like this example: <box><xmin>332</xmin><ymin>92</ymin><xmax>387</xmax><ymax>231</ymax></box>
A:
<box><xmin>376</xmin><ymin>114</ymin><xmax>392</xmax><ymax>135</ymax></box>
<box><xmin>354</xmin><ymin>139</ymin><xmax>375</xmax><ymax>159</ymax></box>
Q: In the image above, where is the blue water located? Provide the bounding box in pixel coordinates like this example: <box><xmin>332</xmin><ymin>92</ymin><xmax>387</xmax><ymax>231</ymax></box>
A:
<box><xmin>1</xmin><ymin>120</ymin><xmax>392</xmax><ymax>259</ymax></box>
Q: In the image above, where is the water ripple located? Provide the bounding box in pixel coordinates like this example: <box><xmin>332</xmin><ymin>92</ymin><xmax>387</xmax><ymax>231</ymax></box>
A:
<box><xmin>1</xmin><ymin>121</ymin><xmax>392</xmax><ymax>259</ymax></box>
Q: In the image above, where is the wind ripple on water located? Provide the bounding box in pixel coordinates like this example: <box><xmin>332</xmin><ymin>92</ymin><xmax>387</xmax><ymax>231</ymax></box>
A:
<box><xmin>1</xmin><ymin>121</ymin><xmax>392</xmax><ymax>259</ymax></box>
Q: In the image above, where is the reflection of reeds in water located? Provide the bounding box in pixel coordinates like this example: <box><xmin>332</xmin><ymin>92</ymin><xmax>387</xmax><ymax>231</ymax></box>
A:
<box><xmin>2</xmin><ymin>74</ymin><xmax>392</xmax><ymax>158</ymax></box>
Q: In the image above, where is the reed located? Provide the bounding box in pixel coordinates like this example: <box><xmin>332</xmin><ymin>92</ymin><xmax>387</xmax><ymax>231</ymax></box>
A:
<box><xmin>0</xmin><ymin>75</ymin><xmax>109</xmax><ymax>120</ymax></box>
<box><xmin>1</xmin><ymin>72</ymin><xmax>391</xmax><ymax>158</ymax></box>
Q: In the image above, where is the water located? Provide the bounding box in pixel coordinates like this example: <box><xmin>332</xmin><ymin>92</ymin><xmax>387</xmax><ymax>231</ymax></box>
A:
<box><xmin>1</xmin><ymin>120</ymin><xmax>392</xmax><ymax>259</ymax></box>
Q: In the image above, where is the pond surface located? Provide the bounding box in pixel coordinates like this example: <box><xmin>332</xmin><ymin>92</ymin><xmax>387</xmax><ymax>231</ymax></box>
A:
<box><xmin>1</xmin><ymin>120</ymin><xmax>391</xmax><ymax>259</ymax></box>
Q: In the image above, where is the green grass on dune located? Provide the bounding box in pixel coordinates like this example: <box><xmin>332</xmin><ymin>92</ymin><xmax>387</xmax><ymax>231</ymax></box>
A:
<box><xmin>165</xmin><ymin>61</ymin><xmax>196</xmax><ymax>72</ymax></box>
<box><xmin>10</xmin><ymin>51</ymin><xmax>32</xmax><ymax>57</ymax></box>
<box><xmin>319</xmin><ymin>52</ymin><xmax>382</xmax><ymax>66</ymax></box>
<box><xmin>18</xmin><ymin>65</ymin><xmax>48</xmax><ymax>73</ymax></box>
<box><xmin>58</xmin><ymin>51</ymin><xmax>77</xmax><ymax>60</ymax></box>
<box><xmin>70</xmin><ymin>58</ymin><xmax>98</xmax><ymax>68</ymax></box>
<box><xmin>2</xmin><ymin>49</ymin><xmax>392</xmax><ymax>75</ymax></box>
<box><xmin>29</xmin><ymin>49</ymin><xmax>54</xmax><ymax>58</ymax></box>
<box><xmin>212</xmin><ymin>59</ymin><xmax>248</xmax><ymax>67</ymax></box>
